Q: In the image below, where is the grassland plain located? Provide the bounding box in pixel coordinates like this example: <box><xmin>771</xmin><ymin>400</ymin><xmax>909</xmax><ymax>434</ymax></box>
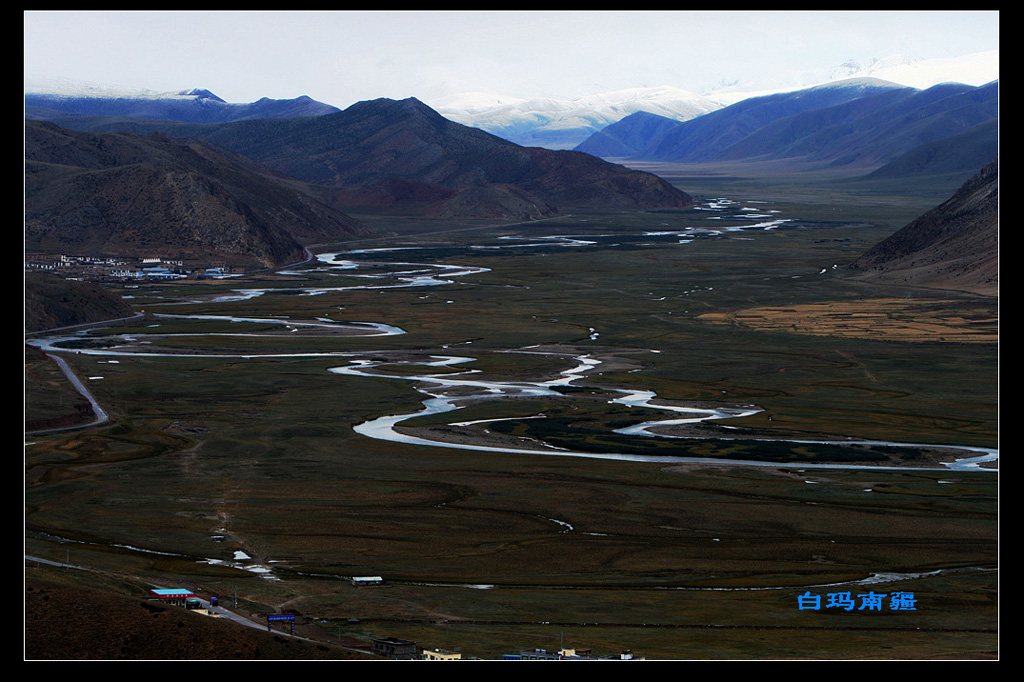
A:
<box><xmin>25</xmin><ymin>170</ymin><xmax>997</xmax><ymax>660</ymax></box>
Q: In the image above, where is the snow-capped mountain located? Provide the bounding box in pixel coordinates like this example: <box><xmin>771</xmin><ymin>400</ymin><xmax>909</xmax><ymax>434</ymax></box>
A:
<box><xmin>428</xmin><ymin>86</ymin><xmax>725</xmax><ymax>150</ymax></box>
<box><xmin>25</xmin><ymin>75</ymin><xmax>223</xmax><ymax>100</ymax></box>
<box><xmin>25</xmin><ymin>50</ymin><xmax>997</xmax><ymax>150</ymax></box>
<box><xmin>840</xmin><ymin>50</ymin><xmax>998</xmax><ymax>89</ymax></box>
<box><xmin>429</xmin><ymin>50</ymin><xmax>998</xmax><ymax>148</ymax></box>
<box><xmin>704</xmin><ymin>50</ymin><xmax>999</xmax><ymax>105</ymax></box>
<box><xmin>24</xmin><ymin>76</ymin><xmax>340</xmax><ymax>123</ymax></box>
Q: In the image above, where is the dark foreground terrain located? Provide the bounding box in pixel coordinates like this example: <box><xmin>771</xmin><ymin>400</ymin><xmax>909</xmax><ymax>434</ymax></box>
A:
<box><xmin>25</xmin><ymin>566</ymin><xmax>374</xmax><ymax>660</ymax></box>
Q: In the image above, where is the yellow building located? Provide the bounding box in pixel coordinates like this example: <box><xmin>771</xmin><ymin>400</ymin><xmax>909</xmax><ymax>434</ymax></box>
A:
<box><xmin>422</xmin><ymin>648</ymin><xmax>462</xmax><ymax>661</ymax></box>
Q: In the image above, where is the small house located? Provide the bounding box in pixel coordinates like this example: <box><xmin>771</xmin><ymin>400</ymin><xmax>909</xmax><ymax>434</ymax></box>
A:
<box><xmin>372</xmin><ymin>637</ymin><xmax>417</xmax><ymax>660</ymax></box>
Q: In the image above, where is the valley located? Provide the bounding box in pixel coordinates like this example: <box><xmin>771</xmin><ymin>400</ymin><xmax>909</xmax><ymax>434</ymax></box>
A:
<box><xmin>25</xmin><ymin>174</ymin><xmax>997</xmax><ymax>659</ymax></box>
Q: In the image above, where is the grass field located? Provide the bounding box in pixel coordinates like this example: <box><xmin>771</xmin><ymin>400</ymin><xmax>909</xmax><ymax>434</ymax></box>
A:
<box><xmin>25</xmin><ymin>170</ymin><xmax>998</xmax><ymax>660</ymax></box>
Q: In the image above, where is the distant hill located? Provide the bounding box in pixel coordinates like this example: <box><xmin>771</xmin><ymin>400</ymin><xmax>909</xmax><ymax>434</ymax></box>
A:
<box><xmin>848</xmin><ymin>159</ymin><xmax>998</xmax><ymax>296</ymax></box>
<box><xmin>25</xmin><ymin>120</ymin><xmax>368</xmax><ymax>267</ymax></box>
<box><xmin>576</xmin><ymin>79</ymin><xmax>998</xmax><ymax>182</ymax></box>
<box><xmin>604</xmin><ymin>78</ymin><xmax>914</xmax><ymax>162</ymax></box>
<box><xmin>25</xmin><ymin>271</ymin><xmax>136</xmax><ymax>333</ymax></box>
<box><xmin>864</xmin><ymin>119</ymin><xmax>998</xmax><ymax>181</ymax></box>
<box><xmin>25</xmin><ymin>87</ymin><xmax>341</xmax><ymax>124</ymax></box>
<box><xmin>49</xmin><ymin>97</ymin><xmax>694</xmax><ymax>220</ymax></box>
<box><xmin>575</xmin><ymin>110</ymin><xmax>682</xmax><ymax>159</ymax></box>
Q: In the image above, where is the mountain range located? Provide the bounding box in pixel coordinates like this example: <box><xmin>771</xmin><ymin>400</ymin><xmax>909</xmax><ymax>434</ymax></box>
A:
<box><xmin>425</xmin><ymin>50</ymin><xmax>998</xmax><ymax>150</ymax></box>
<box><xmin>28</xmin><ymin>50</ymin><xmax>995</xmax><ymax>155</ymax></box>
<box><xmin>428</xmin><ymin>86</ymin><xmax>725</xmax><ymax>150</ymax></box>
<box><xmin>576</xmin><ymin>78</ymin><xmax>998</xmax><ymax>181</ymax></box>
<box><xmin>25</xmin><ymin>82</ymin><xmax>341</xmax><ymax>124</ymax></box>
<box><xmin>28</xmin><ymin>96</ymin><xmax>694</xmax><ymax>222</ymax></box>
<box><xmin>24</xmin><ymin>64</ymin><xmax>997</xmax><ymax>290</ymax></box>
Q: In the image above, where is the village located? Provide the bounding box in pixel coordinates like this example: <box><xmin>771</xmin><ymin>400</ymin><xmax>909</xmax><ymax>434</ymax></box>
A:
<box><xmin>149</xmin><ymin>584</ymin><xmax>641</xmax><ymax>661</ymax></box>
<box><xmin>25</xmin><ymin>253</ymin><xmax>249</xmax><ymax>283</ymax></box>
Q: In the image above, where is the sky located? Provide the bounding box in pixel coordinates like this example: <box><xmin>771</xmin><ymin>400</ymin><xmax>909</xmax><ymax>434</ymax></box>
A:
<box><xmin>24</xmin><ymin>10</ymin><xmax>1000</xmax><ymax>108</ymax></box>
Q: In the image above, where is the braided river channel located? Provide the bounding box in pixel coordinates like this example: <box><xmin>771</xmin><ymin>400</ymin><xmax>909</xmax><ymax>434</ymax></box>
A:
<box><xmin>27</xmin><ymin>197</ymin><xmax>997</xmax><ymax>475</ymax></box>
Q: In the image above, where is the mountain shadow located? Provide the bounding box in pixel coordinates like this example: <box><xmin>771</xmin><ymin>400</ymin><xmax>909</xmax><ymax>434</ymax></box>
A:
<box><xmin>25</xmin><ymin>120</ymin><xmax>368</xmax><ymax>268</ymax></box>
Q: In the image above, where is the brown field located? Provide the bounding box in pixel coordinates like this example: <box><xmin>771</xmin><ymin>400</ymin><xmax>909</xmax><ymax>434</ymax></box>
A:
<box><xmin>698</xmin><ymin>298</ymin><xmax>997</xmax><ymax>344</ymax></box>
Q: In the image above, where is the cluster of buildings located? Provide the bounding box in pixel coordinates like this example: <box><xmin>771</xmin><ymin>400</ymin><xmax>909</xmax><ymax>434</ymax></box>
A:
<box><xmin>151</xmin><ymin>584</ymin><xmax>640</xmax><ymax>661</ymax></box>
<box><xmin>25</xmin><ymin>253</ymin><xmax>242</xmax><ymax>282</ymax></box>
<box><xmin>502</xmin><ymin>647</ymin><xmax>638</xmax><ymax>661</ymax></box>
<box><xmin>372</xmin><ymin>637</ymin><xmax>639</xmax><ymax>661</ymax></box>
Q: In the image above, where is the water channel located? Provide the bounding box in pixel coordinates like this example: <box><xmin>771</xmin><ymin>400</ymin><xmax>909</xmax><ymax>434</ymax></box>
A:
<box><xmin>27</xmin><ymin>197</ymin><xmax>997</xmax><ymax>473</ymax></box>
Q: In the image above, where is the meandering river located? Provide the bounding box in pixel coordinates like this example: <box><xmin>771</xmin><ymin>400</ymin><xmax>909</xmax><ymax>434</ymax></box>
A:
<box><xmin>27</xmin><ymin>200</ymin><xmax>997</xmax><ymax>472</ymax></box>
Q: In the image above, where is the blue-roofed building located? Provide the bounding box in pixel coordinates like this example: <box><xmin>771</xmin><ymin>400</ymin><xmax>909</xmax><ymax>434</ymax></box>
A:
<box><xmin>150</xmin><ymin>588</ymin><xmax>194</xmax><ymax>606</ymax></box>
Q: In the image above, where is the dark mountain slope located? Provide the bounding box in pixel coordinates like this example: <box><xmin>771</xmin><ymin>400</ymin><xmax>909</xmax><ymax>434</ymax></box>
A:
<box><xmin>848</xmin><ymin>159</ymin><xmax>997</xmax><ymax>296</ymax></box>
<box><xmin>48</xmin><ymin>97</ymin><xmax>694</xmax><ymax>220</ymax></box>
<box><xmin>25</xmin><ymin>120</ymin><xmax>368</xmax><ymax>267</ymax></box>
<box><xmin>190</xmin><ymin>97</ymin><xmax>696</xmax><ymax>216</ymax></box>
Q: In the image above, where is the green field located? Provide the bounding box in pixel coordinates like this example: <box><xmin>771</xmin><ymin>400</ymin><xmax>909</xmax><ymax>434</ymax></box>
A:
<box><xmin>25</xmin><ymin>170</ymin><xmax>998</xmax><ymax>660</ymax></box>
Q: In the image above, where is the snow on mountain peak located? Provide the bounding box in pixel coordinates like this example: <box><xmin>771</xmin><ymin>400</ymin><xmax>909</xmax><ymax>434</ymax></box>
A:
<box><xmin>25</xmin><ymin>49</ymin><xmax>995</xmax><ymax>150</ymax></box>
<box><xmin>426</xmin><ymin>91</ymin><xmax>527</xmax><ymax>113</ymax></box>
<box><xmin>25</xmin><ymin>75</ymin><xmax>229</xmax><ymax>102</ymax></box>
<box><xmin>176</xmin><ymin>88</ymin><xmax>226</xmax><ymax>102</ymax></box>
<box><xmin>428</xmin><ymin>85</ymin><xmax>725</xmax><ymax>148</ymax></box>
<box><xmin>701</xmin><ymin>50</ymin><xmax>997</xmax><ymax>106</ymax></box>
<box><xmin>855</xmin><ymin>50</ymin><xmax>998</xmax><ymax>89</ymax></box>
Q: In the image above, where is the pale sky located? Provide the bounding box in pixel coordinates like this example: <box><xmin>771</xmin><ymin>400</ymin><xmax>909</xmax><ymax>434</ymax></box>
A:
<box><xmin>24</xmin><ymin>10</ymin><xmax>1000</xmax><ymax>108</ymax></box>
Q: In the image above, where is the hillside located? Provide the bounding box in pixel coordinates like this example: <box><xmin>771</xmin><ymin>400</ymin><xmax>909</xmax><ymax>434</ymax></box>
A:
<box><xmin>25</xmin><ymin>120</ymin><xmax>368</xmax><ymax>267</ymax></box>
<box><xmin>848</xmin><ymin>159</ymin><xmax>998</xmax><ymax>296</ymax></box>
<box><xmin>24</xmin><ymin>271</ymin><xmax>136</xmax><ymax>333</ymax></box>
<box><xmin>38</xmin><ymin>97</ymin><xmax>695</xmax><ymax>220</ymax></box>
